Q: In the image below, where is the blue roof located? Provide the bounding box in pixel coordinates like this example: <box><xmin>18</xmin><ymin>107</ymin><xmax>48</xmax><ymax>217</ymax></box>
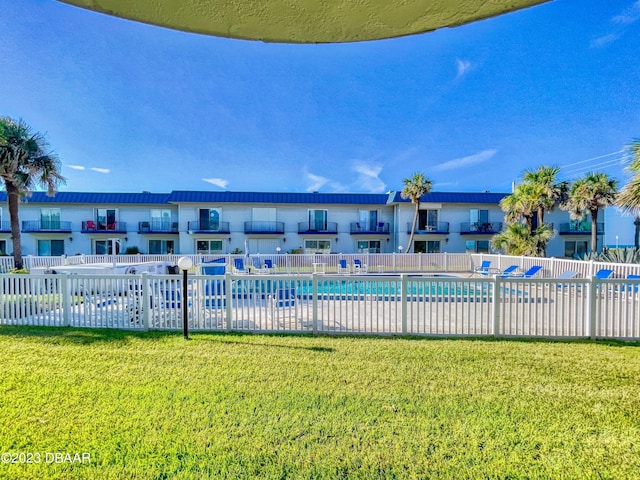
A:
<box><xmin>388</xmin><ymin>191</ymin><xmax>509</xmax><ymax>204</ymax></box>
<box><xmin>0</xmin><ymin>191</ymin><xmax>171</xmax><ymax>204</ymax></box>
<box><xmin>167</xmin><ymin>191</ymin><xmax>389</xmax><ymax>205</ymax></box>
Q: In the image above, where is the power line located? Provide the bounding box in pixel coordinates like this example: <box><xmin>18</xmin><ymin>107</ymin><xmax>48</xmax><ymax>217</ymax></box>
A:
<box><xmin>559</xmin><ymin>149</ymin><xmax>625</xmax><ymax>168</ymax></box>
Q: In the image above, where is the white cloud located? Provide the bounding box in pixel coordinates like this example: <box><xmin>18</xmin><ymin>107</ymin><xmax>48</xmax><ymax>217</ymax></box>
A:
<box><xmin>434</xmin><ymin>149</ymin><xmax>497</xmax><ymax>172</ymax></box>
<box><xmin>455</xmin><ymin>58</ymin><xmax>472</xmax><ymax>79</ymax></box>
<box><xmin>612</xmin><ymin>1</ymin><xmax>640</xmax><ymax>24</ymax></box>
<box><xmin>66</xmin><ymin>164</ymin><xmax>85</xmax><ymax>170</ymax></box>
<box><xmin>90</xmin><ymin>167</ymin><xmax>110</xmax><ymax>174</ymax></box>
<box><xmin>351</xmin><ymin>162</ymin><xmax>386</xmax><ymax>193</ymax></box>
<box><xmin>202</xmin><ymin>177</ymin><xmax>229</xmax><ymax>188</ymax></box>
<box><xmin>590</xmin><ymin>33</ymin><xmax>622</xmax><ymax>48</ymax></box>
<box><xmin>304</xmin><ymin>171</ymin><xmax>330</xmax><ymax>192</ymax></box>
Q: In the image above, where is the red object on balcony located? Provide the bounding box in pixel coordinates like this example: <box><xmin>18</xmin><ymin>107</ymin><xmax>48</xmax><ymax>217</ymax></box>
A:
<box><xmin>106</xmin><ymin>221</ymin><xmax>117</xmax><ymax>230</ymax></box>
<box><xmin>86</xmin><ymin>220</ymin><xmax>97</xmax><ymax>230</ymax></box>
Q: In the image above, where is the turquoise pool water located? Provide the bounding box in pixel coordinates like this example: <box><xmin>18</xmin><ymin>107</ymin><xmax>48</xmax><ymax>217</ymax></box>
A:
<box><xmin>298</xmin><ymin>279</ymin><xmax>489</xmax><ymax>297</ymax></box>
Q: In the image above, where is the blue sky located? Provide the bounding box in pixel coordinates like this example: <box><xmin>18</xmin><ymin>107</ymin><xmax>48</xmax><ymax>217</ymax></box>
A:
<box><xmin>1</xmin><ymin>0</ymin><xmax>639</xmax><ymax>195</ymax></box>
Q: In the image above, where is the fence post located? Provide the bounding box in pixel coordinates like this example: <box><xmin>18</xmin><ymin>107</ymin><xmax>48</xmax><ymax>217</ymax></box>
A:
<box><xmin>492</xmin><ymin>276</ymin><xmax>501</xmax><ymax>337</ymax></box>
<box><xmin>312</xmin><ymin>273</ymin><xmax>319</xmax><ymax>334</ymax></box>
<box><xmin>588</xmin><ymin>277</ymin><xmax>597</xmax><ymax>340</ymax></box>
<box><xmin>443</xmin><ymin>252</ymin><xmax>448</xmax><ymax>272</ymax></box>
<box><xmin>225</xmin><ymin>272</ymin><xmax>233</xmax><ymax>331</ymax></box>
<box><xmin>62</xmin><ymin>272</ymin><xmax>71</xmax><ymax>327</ymax></box>
<box><xmin>141</xmin><ymin>272</ymin><xmax>151</xmax><ymax>331</ymax></box>
<box><xmin>401</xmin><ymin>274</ymin><xmax>408</xmax><ymax>334</ymax></box>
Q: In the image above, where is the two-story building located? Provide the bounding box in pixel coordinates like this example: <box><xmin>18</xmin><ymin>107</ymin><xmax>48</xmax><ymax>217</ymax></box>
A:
<box><xmin>0</xmin><ymin>190</ymin><xmax>605</xmax><ymax>258</ymax></box>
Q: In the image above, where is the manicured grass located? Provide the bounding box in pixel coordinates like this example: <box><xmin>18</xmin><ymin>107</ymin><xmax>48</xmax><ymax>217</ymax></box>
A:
<box><xmin>0</xmin><ymin>327</ymin><xmax>639</xmax><ymax>479</ymax></box>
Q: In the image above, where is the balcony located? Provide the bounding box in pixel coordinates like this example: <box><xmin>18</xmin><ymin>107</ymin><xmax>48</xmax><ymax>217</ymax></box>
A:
<box><xmin>407</xmin><ymin>222</ymin><xmax>450</xmax><ymax>234</ymax></box>
<box><xmin>460</xmin><ymin>222</ymin><xmax>503</xmax><ymax>235</ymax></box>
<box><xmin>138</xmin><ymin>221</ymin><xmax>179</xmax><ymax>234</ymax></box>
<box><xmin>0</xmin><ymin>221</ymin><xmax>10</xmax><ymax>233</ymax></box>
<box><xmin>298</xmin><ymin>222</ymin><xmax>338</xmax><ymax>234</ymax></box>
<box><xmin>350</xmin><ymin>221</ymin><xmax>390</xmax><ymax>234</ymax></box>
<box><xmin>81</xmin><ymin>220</ymin><xmax>127</xmax><ymax>234</ymax></box>
<box><xmin>559</xmin><ymin>222</ymin><xmax>604</xmax><ymax>235</ymax></box>
<box><xmin>187</xmin><ymin>221</ymin><xmax>230</xmax><ymax>234</ymax></box>
<box><xmin>22</xmin><ymin>220</ymin><xmax>72</xmax><ymax>233</ymax></box>
<box><xmin>244</xmin><ymin>221</ymin><xmax>285</xmax><ymax>234</ymax></box>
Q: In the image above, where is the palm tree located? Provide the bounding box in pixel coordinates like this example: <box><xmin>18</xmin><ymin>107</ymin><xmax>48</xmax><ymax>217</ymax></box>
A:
<box><xmin>500</xmin><ymin>183</ymin><xmax>538</xmax><ymax>234</ymax></box>
<box><xmin>401</xmin><ymin>172</ymin><xmax>433</xmax><ymax>253</ymax></box>
<box><xmin>563</xmin><ymin>172</ymin><xmax>618</xmax><ymax>254</ymax></box>
<box><xmin>492</xmin><ymin>222</ymin><xmax>554</xmax><ymax>257</ymax></box>
<box><xmin>616</xmin><ymin>140</ymin><xmax>640</xmax><ymax>248</ymax></box>
<box><xmin>522</xmin><ymin>165</ymin><xmax>568</xmax><ymax>226</ymax></box>
<box><xmin>0</xmin><ymin>117</ymin><xmax>65</xmax><ymax>270</ymax></box>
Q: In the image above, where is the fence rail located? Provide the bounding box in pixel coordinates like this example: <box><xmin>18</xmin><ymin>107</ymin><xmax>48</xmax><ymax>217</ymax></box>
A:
<box><xmin>2</xmin><ymin>272</ymin><xmax>639</xmax><ymax>341</ymax></box>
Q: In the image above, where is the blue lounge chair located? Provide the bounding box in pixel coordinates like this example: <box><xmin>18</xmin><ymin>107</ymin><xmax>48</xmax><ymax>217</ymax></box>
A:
<box><xmin>353</xmin><ymin>259</ymin><xmax>368</xmax><ymax>273</ymax></box>
<box><xmin>202</xmin><ymin>257</ymin><xmax>226</xmax><ymax>275</ymax></box>
<box><xmin>262</xmin><ymin>259</ymin><xmax>275</xmax><ymax>273</ymax></box>
<box><xmin>474</xmin><ymin>260</ymin><xmax>494</xmax><ymax>275</ymax></box>
<box><xmin>594</xmin><ymin>269</ymin><xmax>613</xmax><ymax>279</ymax></box>
<box><xmin>504</xmin><ymin>265</ymin><xmax>542</xmax><ymax>278</ymax></box>
<box><xmin>500</xmin><ymin>265</ymin><xmax>519</xmax><ymax>277</ymax></box>
<box><xmin>233</xmin><ymin>258</ymin><xmax>247</xmax><ymax>274</ymax></box>
<box><xmin>338</xmin><ymin>259</ymin><xmax>349</xmax><ymax>274</ymax></box>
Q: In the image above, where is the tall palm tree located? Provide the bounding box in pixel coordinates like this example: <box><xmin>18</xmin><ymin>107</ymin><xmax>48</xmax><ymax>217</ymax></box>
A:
<box><xmin>616</xmin><ymin>140</ymin><xmax>640</xmax><ymax>248</ymax></box>
<box><xmin>0</xmin><ymin>117</ymin><xmax>65</xmax><ymax>270</ymax></box>
<box><xmin>563</xmin><ymin>172</ymin><xmax>618</xmax><ymax>254</ymax></box>
<box><xmin>401</xmin><ymin>172</ymin><xmax>433</xmax><ymax>253</ymax></box>
<box><xmin>522</xmin><ymin>165</ymin><xmax>568</xmax><ymax>226</ymax></box>
<box><xmin>500</xmin><ymin>183</ymin><xmax>538</xmax><ymax>234</ymax></box>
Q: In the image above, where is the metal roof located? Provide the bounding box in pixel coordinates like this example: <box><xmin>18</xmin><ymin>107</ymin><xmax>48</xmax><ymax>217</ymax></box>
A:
<box><xmin>166</xmin><ymin>191</ymin><xmax>389</xmax><ymax>205</ymax></box>
<box><xmin>0</xmin><ymin>191</ymin><xmax>172</xmax><ymax>204</ymax></box>
<box><xmin>388</xmin><ymin>191</ymin><xmax>509</xmax><ymax>204</ymax></box>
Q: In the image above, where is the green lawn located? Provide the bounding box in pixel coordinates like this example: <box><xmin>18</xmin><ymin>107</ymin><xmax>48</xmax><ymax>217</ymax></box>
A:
<box><xmin>1</xmin><ymin>327</ymin><xmax>639</xmax><ymax>479</ymax></box>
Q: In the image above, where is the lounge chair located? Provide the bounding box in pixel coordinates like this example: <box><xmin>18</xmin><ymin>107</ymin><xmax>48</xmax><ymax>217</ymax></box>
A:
<box><xmin>201</xmin><ymin>258</ymin><xmax>226</xmax><ymax>275</ymax></box>
<box><xmin>233</xmin><ymin>258</ymin><xmax>247</xmax><ymax>274</ymax></box>
<box><xmin>474</xmin><ymin>260</ymin><xmax>499</xmax><ymax>276</ymax></box>
<box><xmin>594</xmin><ymin>269</ymin><xmax>614</xmax><ymax>279</ymax></box>
<box><xmin>504</xmin><ymin>265</ymin><xmax>542</xmax><ymax>278</ymax></box>
<box><xmin>337</xmin><ymin>259</ymin><xmax>350</xmax><ymax>274</ymax></box>
<box><xmin>499</xmin><ymin>265</ymin><xmax>520</xmax><ymax>277</ymax></box>
<box><xmin>353</xmin><ymin>259</ymin><xmax>368</xmax><ymax>274</ymax></box>
<box><xmin>557</xmin><ymin>271</ymin><xmax>579</xmax><ymax>280</ymax></box>
<box><xmin>262</xmin><ymin>259</ymin><xmax>275</xmax><ymax>273</ymax></box>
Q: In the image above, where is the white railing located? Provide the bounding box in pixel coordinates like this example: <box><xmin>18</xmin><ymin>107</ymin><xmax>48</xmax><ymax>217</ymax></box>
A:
<box><xmin>2</xmin><ymin>272</ymin><xmax>639</xmax><ymax>340</ymax></box>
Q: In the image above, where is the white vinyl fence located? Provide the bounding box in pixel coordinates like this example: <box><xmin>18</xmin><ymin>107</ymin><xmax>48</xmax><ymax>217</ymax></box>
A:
<box><xmin>2</xmin><ymin>271</ymin><xmax>639</xmax><ymax>341</ymax></box>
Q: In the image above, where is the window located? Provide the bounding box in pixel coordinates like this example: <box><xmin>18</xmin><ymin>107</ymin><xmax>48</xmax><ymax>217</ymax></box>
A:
<box><xmin>95</xmin><ymin>239</ymin><xmax>120</xmax><ymax>255</ymax></box>
<box><xmin>97</xmin><ymin>208</ymin><xmax>117</xmax><ymax>231</ymax></box>
<box><xmin>199</xmin><ymin>208</ymin><xmax>221</xmax><ymax>231</ymax></box>
<box><xmin>151</xmin><ymin>209</ymin><xmax>172</xmax><ymax>230</ymax></box>
<box><xmin>0</xmin><ymin>240</ymin><xmax>6</xmax><ymax>256</ymax></box>
<box><xmin>470</xmin><ymin>209</ymin><xmax>489</xmax><ymax>231</ymax></box>
<box><xmin>414</xmin><ymin>240</ymin><xmax>441</xmax><ymax>253</ymax></box>
<box><xmin>37</xmin><ymin>239</ymin><xmax>64</xmax><ymax>256</ymax></box>
<box><xmin>466</xmin><ymin>240</ymin><xmax>490</xmax><ymax>253</ymax></box>
<box><xmin>418</xmin><ymin>210</ymin><xmax>438</xmax><ymax>230</ymax></box>
<box><xmin>304</xmin><ymin>239</ymin><xmax>331</xmax><ymax>254</ymax></box>
<box><xmin>357</xmin><ymin>240</ymin><xmax>381</xmax><ymax>253</ymax></box>
<box><xmin>308</xmin><ymin>210</ymin><xmax>328</xmax><ymax>231</ymax></box>
<box><xmin>149</xmin><ymin>239</ymin><xmax>175</xmax><ymax>255</ymax></box>
<box><xmin>565</xmin><ymin>241</ymin><xmax>588</xmax><ymax>258</ymax></box>
<box><xmin>197</xmin><ymin>240</ymin><xmax>223</xmax><ymax>254</ymax></box>
<box><xmin>40</xmin><ymin>208</ymin><xmax>61</xmax><ymax>229</ymax></box>
<box><xmin>359</xmin><ymin>209</ymin><xmax>378</xmax><ymax>230</ymax></box>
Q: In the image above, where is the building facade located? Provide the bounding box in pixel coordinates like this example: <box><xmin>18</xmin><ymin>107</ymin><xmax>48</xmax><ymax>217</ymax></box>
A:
<box><xmin>0</xmin><ymin>190</ymin><xmax>604</xmax><ymax>258</ymax></box>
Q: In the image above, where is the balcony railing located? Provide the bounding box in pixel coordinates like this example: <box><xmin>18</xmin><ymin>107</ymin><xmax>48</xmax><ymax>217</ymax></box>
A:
<box><xmin>138</xmin><ymin>221</ymin><xmax>179</xmax><ymax>233</ymax></box>
<box><xmin>244</xmin><ymin>221</ymin><xmax>285</xmax><ymax>234</ymax></box>
<box><xmin>22</xmin><ymin>220</ymin><xmax>72</xmax><ymax>233</ymax></box>
<box><xmin>406</xmin><ymin>222</ymin><xmax>450</xmax><ymax>234</ymax></box>
<box><xmin>350</xmin><ymin>221</ymin><xmax>390</xmax><ymax>234</ymax></box>
<box><xmin>298</xmin><ymin>222</ymin><xmax>338</xmax><ymax>234</ymax></box>
<box><xmin>460</xmin><ymin>222</ymin><xmax>503</xmax><ymax>234</ymax></box>
<box><xmin>187</xmin><ymin>221</ymin><xmax>231</xmax><ymax>234</ymax></box>
<box><xmin>81</xmin><ymin>220</ymin><xmax>127</xmax><ymax>233</ymax></box>
<box><xmin>559</xmin><ymin>222</ymin><xmax>604</xmax><ymax>235</ymax></box>
<box><xmin>0</xmin><ymin>221</ymin><xmax>10</xmax><ymax>233</ymax></box>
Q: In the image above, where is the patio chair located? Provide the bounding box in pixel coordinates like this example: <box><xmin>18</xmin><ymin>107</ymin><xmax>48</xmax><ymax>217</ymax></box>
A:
<box><xmin>594</xmin><ymin>269</ymin><xmax>614</xmax><ymax>279</ymax></box>
<box><xmin>262</xmin><ymin>259</ymin><xmax>275</xmax><ymax>273</ymax></box>
<box><xmin>233</xmin><ymin>258</ymin><xmax>248</xmax><ymax>274</ymax></box>
<box><xmin>504</xmin><ymin>265</ymin><xmax>542</xmax><ymax>278</ymax></box>
<box><xmin>353</xmin><ymin>259</ymin><xmax>368</xmax><ymax>274</ymax></box>
<box><xmin>85</xmin><ymin>220</ymin><xmax>97</xmax><ymax>230</ymax></box>
<box><xmin>557</xmin><ymin>271</ymin><xmax>579</xmax><ymax>280</ymax></box>
<box><xmin>337</xmin><ymin>259</ymin><xmax>350</xmax><ymax>274</ymax></box>
<box><xmin>475</xmin><ymin>260</ymin><xmax>499</xmax><ymax>276</ymax></box>
<box><xmin>499</xmin><ymin>265</ymin><xmax>520</xmax><ymax>277</ymax></box>
<box><xmin>106</xmin><ymin>221</ymin><xmax>117</xmax><ymax>231</ymax></box>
